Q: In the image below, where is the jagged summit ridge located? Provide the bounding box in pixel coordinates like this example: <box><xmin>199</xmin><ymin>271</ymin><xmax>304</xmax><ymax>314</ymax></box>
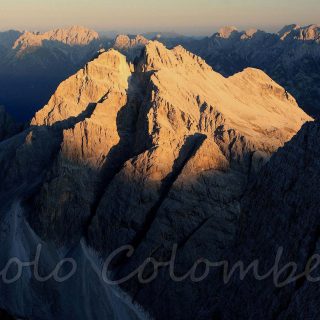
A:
<box><xmin>26</xmin><ymin>41</ymin><xmax>310</xmax><ymax>248</ymax></box>
<box><xmin>278</xmin><ymin>23</ymin><xmax>320</xmax><ymax>41</ymax></box>
<box><xmin>32</xmin><ymin>40</ymin><xmax>310</xmax><ymax>148</ymax></box>
<box><xmin>1</xmin><ymin>23</ymin><xmax>320</xmax><ymax>122</ymax></box>
<box><xmin>113</xmin><ymin>34</ymin><xmax>149</xmax><ymax>61</ymax></box>
<box><xmin>13</xmin><ymin>26</ymin><xmax>99</xmax><ymax>53</ymax></box>
<box><xmin>212</xmin><ymin>24</ymin><xmax>320</xmax><ymax>42</ymax></box>
<box><xmin>240</xmin><ymin>28</ymin><xmax>261</xmax><ymax>39</ymax></box>
<box><xmin>114</xmin><ymin>34</ymin><xmax>149</xmax><ymax>50</ymax></box>
<box><xmin>296</xmin><ymin>24</ymin><xmax>320</xmax><ymax>41</ymax></box>
<box><xmin>217</xmin><ymin>26</ymin><xmax>238</xmax><ymax>38</ymax></box>
<box><xmin>140</xmin><ymin>41</ymin><xmax>212</xmax><ymax>73</ymax></box>
<box><xmin>31</xmin><ymin>48</ymin><xmax>131</xmax><ymax>126</ymax></box>
<box><xmin>278</xmin><ymin>24</ymin><xmax>301</xmax><ymax>39</ymax></box>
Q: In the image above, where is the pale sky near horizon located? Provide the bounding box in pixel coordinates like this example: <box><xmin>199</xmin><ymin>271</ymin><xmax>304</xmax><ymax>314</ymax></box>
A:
<box><xmin>0</xmin><ymin>0</ymin><xmax>319</xmax><ymax>36</ymax></box>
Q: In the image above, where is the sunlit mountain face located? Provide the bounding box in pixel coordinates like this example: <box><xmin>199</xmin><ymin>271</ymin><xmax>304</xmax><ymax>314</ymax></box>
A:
<box><xmin>0</xmin><ymin>3</ymin><xmax>319</xmax><ymax>318</ymax></box>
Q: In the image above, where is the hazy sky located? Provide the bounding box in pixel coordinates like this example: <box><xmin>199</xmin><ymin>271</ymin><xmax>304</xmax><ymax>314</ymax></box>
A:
<box><xmin>0</xmin><ymin>0</ymin><xmax>319</xmax><ymax>35</ymax></box>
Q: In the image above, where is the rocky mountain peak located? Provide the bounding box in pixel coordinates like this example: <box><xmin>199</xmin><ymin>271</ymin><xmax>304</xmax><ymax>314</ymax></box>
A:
<box><xmin>240</xmin><ymin>28</ymin><xmax>260</xmax><ymax>39</ymax></box>
<box><xmin>31</xmin><ymin>40</ymin><xmax>311</xmax><ymax>142</ymax></box>
<box><xmin>13</xmin><ymin>26</ymin><xmax>99</xmax><ymax>53</ymax></box>
<box><xmin>298</xmin><ymin>24</ymin><xmax>320</xmax><ymax>41</ymax></box>
<box><xmin>114</xmin><ymin>34</ymin><xmax>149</xmax><ymax>50</ymax></box>
<box><xmin>278</xmin><ymin>24</ymin><xmax>300</xmax><ymax>39</ymax></box>
<box><xmin>278</xmin><ymin>23</ymin><xmax>320</xmax><ymax>42</ymax></box>
<box><xmin>31</xmin><ymin>48</ymin><xmax>131</xmax><ymax>126</ymax></box>
<box><xmin>217</xmin><ymin>26</ymin><xmax>238</xmax><ymax>38</ymax></box>
<box><xmin>140</xmin><ymin>41</ymin><xmax>212</xmax><ymax>73</ymax></box>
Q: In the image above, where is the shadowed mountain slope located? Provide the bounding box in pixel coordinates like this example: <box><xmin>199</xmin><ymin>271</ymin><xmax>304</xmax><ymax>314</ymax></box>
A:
<box><xmin>200</xmin><ymin>120</ymin><xmax>320</xmax><ymax>319</ymax></box>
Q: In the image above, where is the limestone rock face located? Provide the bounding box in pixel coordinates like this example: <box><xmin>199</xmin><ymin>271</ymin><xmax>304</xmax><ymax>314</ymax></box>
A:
<box><xmin>0</xmin><ymin>41</ymin><xmax>312</xmax><ymax>319</ymax></box>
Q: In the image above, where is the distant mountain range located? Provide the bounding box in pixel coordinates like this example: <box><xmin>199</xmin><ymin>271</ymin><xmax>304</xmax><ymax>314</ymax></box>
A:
<box><xmin>0</xmin><ymin>24</ymin><xmax>319</xmax><ymax>122</ymax></box>
<box><xmin>0</xmin><ymin>26</ymin><xmax>105</xmax><ymax>121</ymax></box>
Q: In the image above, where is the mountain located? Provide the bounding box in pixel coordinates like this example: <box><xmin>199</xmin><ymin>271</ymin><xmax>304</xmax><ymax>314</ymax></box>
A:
<box><xmin>13</xmin><ymin>26</ymin><xmax>100</xmax><ymax>55</ymax></box>
<box><xmin>113</xmin><ymin>34</ymin><xmax>149</xmax><ymax>59</ymax></box>
<box><xmin>0</xmin><ymin>26</ymin><xmax>104</xmax><ymax>121</ymax></box>
<box><xmin>185</xmin><ymin>24</ymin><xmax>320</xmax><ymax>117</ymax></box>
<box><xmin>0</xmin><ymin>30</ymin><xmax>22</xmax><ymax>49</ymax></box>
<box><xmin>114</xmin><ymin>34</ymin><xmax>149</xmax><ymax>49</ymax></box>
<box><xmin>0</xmin><ymin>30</ymin><xmax>21</xmax><ymax>68</ymax></box>
<box><xmin>1</xmin><ymin>24</ymin><xmax>319</xmax><ymax>122</ymax></box>
<box><xmin>0</xmin><ymin>41</ymin><xmax>311</xmax><ymax>319</ymax></box>
<box><xmin>111</xmin><ymin>26</ymin><xmax>320</xmax><ymax>117</ymax></box>
<box><xmin>0</xmin><ymin>106</ymin><xmax>20</xmax><ymax>141</ymax></box>
<box><xmin>215</xmin><ymin>26</ymin><xmax>239</xmax><ymax>39</ymax></box>
<box><xmin>278</xmin><ymin>24</ymin><xmax>301</xmax><ymax>39</ymax></box>
<box><xmin>0</xmin><ymin>309</ymin><xmax>15</xmax><ymax>320</ymax></box>
<box><xmin>279</xmin><ymin>24</ymin><xmax>320</xmax><ymax>42</ymax></box>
